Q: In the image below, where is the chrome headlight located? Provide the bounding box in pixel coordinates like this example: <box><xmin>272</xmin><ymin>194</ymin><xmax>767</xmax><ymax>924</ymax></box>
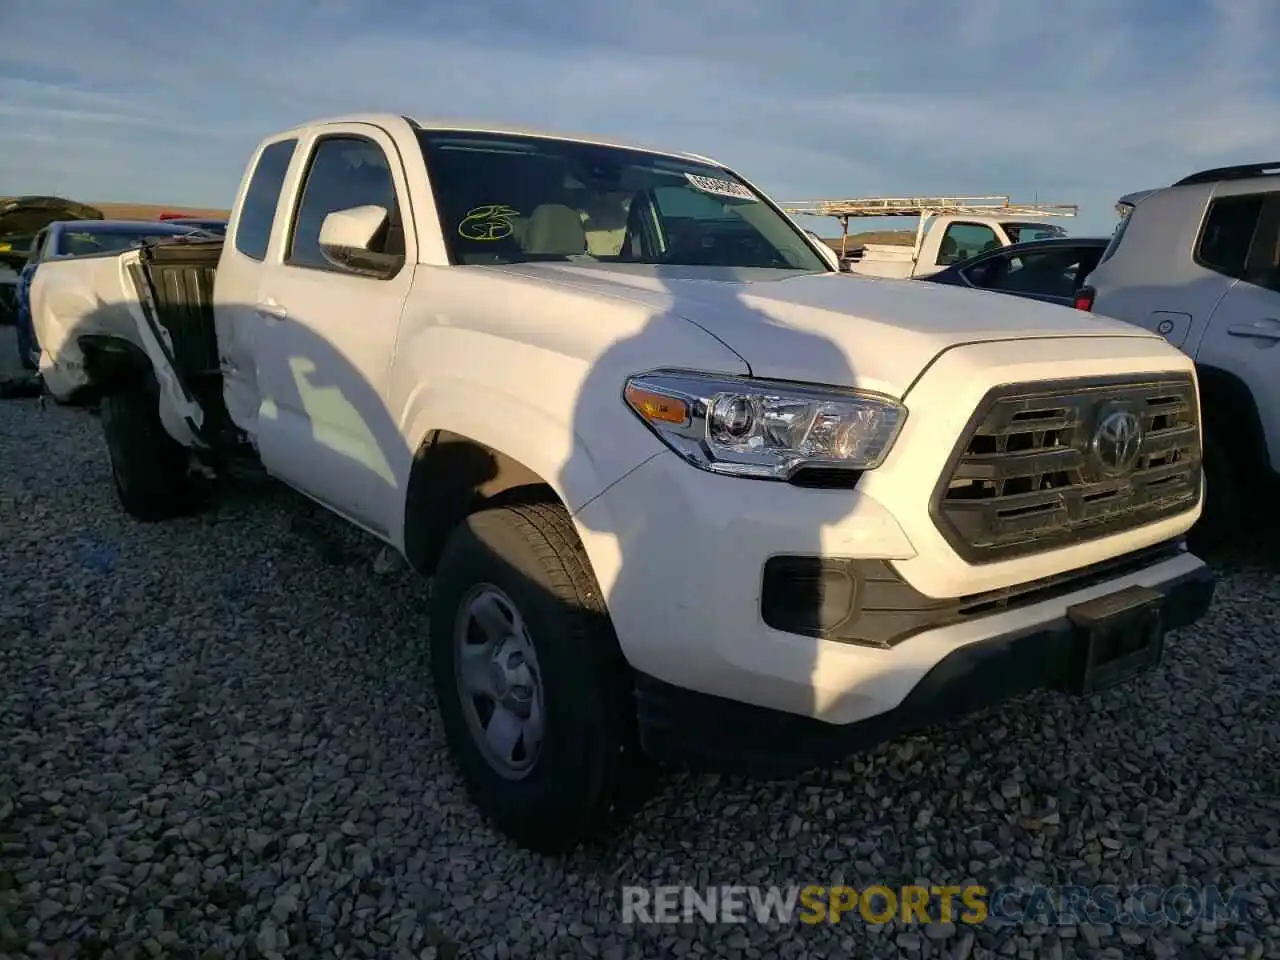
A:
<box><xmin>623</xmin><ymin>370</ymin><xmax>906</xmax><ymax>480</ymax></box>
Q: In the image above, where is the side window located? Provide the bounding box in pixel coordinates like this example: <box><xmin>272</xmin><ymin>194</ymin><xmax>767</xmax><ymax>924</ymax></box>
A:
<box><xmin>287</xmin><ymin>136</ymin><xmax>403</xmax><ymax>274</ymax></box>
<box><xmin>960</xmin><ymin>252</ymin><xmax>1012</xmax><ymax>288</ymax></box>
<box><xmin>1195</xmin><ymin>193</ymin><xmax>1264</xmax><ymax>279</ymax></box>
<box><xmin>979</xmin><ymin>249</ymin><xmax>1083</xmax><ymax>299</ymax></box>
<box><xmin>937</xmin><ymin>222</ymin><xmax>999</xmax><ymax>265</ymax></box>
<box><xmin>1242</xmin><ymin>192</ymin><xmax>1280</xmax><ymax>293</ymax></box>
<box><xmin>234</xmin><ymin>138</ymin><xmax>298</xmax><ymax>262</ymax></box>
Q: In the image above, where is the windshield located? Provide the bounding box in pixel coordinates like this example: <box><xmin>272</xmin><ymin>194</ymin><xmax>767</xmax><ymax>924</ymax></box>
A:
<box><xmin>1001</xmin><ymin>222</ymin><xmax>1069</xmax><ymax>244</ymax></box>
<box><xmin>56</xmin><ymin>226</ymin><xmax>196</xmax><ymax>256</ymax></box>
<box><xmin>416</xmin><ymin>131</ymin><xmax>827</xmax><ymax>272</ymax></box>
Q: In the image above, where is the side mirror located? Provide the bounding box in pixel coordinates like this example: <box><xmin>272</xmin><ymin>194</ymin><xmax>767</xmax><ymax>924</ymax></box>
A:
<box><xmin>318</xmin><ymin>205</ymin><xmax>403</xmax><ymax>278</ymax></box>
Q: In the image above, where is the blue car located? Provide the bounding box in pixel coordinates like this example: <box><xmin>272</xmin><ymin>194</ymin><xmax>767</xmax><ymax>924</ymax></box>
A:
<box><xmin>0</xmin><ymin>195</ymin><xmax>104</xmax><ymax>328</ymax></box>
<box><xmin>15</xmin><ymin>219</ymin><xmax>210</xmax><ymax>370</ymax></box>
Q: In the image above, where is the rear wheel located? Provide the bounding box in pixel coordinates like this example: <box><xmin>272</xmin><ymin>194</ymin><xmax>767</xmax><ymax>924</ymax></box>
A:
<box><xmin>100</xmin><ymin>386</ymin><xmax>194</xmax><ymax>521</ymax></box>
<box><xmin>428</xmin><ymin>502</ymin><xmax>650</xmax><ymax>853</ymax></box>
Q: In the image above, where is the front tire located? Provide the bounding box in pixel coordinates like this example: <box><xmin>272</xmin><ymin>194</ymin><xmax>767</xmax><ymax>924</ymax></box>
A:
<box><xmin>428</xmin><ymin>502</ymin><xmax>649</xmax><ymax>853</ymax></box>
<box><xmin>99</xmin><ymin>386</ymin><xmax>194</xmax><ymax>521</ymax></box>
<box><xmin>1187</xmin><ymin>431</ymin><xmax>1240</xmax><ymax>556</ymax></box>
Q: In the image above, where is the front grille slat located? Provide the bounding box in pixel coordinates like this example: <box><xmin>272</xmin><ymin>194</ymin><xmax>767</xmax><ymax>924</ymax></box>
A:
<box><xmin>951</xmin><ymin>446</ymin><xmax>1084</xmax><ymax>484</ymax></box>
<box><xmin>1140</xmin><ymin>424</ymin><xmax>1199</xmax><ymax>459</ymax></box>
<box><xmin>932</xmin><ymin>374</ymin><xmax>1202</xmax><ymax>563</ymax></box>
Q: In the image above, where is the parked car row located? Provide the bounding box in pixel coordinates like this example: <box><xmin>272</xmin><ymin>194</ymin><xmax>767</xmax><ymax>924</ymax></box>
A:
<box><xmin>783</xmin><ymin>196</ymin><xmax>1078</xmax><ymax>280</ymax></box>
<box><xmin>0</xmin><ymin>196</ymin><xmax>108</xmax><ymax>326</ymax></box>
<box><xmin>918</xmin><ymin>235</ymin><xmax>1108</xmax><ymax>308</ymax></box>
<box><xmin>4</xmin><ymin>208</ymin><xmax>226</xmax><ymax>372</ymax></box>
<box><xmin>16</xmin><ymin>114</ymin><xmax>1243</xmax><ymax>855</ymax></box>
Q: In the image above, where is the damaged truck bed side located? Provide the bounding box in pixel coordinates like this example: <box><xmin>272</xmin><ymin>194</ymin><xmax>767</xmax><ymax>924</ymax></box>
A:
<box><xmin>80</xmin><ymin>240</ymin><xmax>241</xmax><ymax>485</ymax></box>
<box><xmin>62</xmin><ymin>114</ymin><xmax>1214</xmax><ymax>854</ymax></box>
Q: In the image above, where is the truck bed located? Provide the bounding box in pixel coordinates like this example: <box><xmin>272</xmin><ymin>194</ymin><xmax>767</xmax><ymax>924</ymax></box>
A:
<box><xmin>127</xmin><ymin>238</ymin><xmax>239</xmax><ymax>450</ymax></box>
<box><xmin>131</xmin><ymin>237</ymin><xmax>222</xmax><ymax>379</ymax></box>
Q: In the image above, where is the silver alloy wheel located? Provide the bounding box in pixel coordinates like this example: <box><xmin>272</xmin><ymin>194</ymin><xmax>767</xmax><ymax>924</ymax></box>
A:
<box><xmin>453</xmin><ymin>583</ymin><xmax>546</xmax><ymax>780</ymax></box>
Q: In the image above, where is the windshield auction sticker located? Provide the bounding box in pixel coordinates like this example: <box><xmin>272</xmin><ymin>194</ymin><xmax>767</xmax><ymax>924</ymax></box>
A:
<box><xmin>458</xmin><ymin>204</ymin><xmax>520</xmax><ymax>241</ymax></box>
<box><xmin>684</xmin><ymin>173</ymin><xmax>757</xmax><ymax>201</ymax></box>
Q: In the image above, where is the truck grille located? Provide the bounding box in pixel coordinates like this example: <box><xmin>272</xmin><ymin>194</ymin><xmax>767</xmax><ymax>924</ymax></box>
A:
<box><xmin>931</xmin><ymin>374</ymin><xmax>1201</xmax><ymax>563</ymax></box>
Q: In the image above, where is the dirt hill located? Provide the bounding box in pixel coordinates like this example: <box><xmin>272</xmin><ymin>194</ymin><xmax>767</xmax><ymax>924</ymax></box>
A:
<box><xmin>0</xmin><ymin>198</ymin><xmax>230</xmax><ymax>222</ymax></box>
<box><xmin>817</xmin><ymin>230</ymin><xmax>914</xmax><ymax>253</ymax></box>
<box><xmin>91</xmin><ymin>202</ymin><xmax>231</xmax><ymax>220</ymax></box>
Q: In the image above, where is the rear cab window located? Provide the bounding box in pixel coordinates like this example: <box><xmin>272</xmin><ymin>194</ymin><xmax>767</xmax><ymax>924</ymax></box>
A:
<box><xmin>1000</xmin><ymin>222</ymin><xmax>1068</xmax><ymax>244</ymax></box>
<box><xmin>936</xmin><ymin>222</ymin><xmax>999</xmax><ymax>265</ymax></box>
<box><xmin>234</xmin><ymin>138</ymin><xmax>299</xmax><ymax>261</ymax></box>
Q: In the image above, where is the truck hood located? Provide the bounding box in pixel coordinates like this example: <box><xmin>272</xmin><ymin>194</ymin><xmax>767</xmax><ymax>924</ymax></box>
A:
<box><xmin>489</xmin><ymin>263</ymin><xmax>1157</xmax><ymax>397</ymax></box>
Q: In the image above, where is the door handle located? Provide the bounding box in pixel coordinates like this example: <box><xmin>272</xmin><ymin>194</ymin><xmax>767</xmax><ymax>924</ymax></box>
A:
<box><xmin>255</xmin><ymin>298</ymin><xmax>288</xmax><ymax>323</ymax></box>
<box><xmin>1226</xmin><ymin>318</ymin><xmax>1280</xmax><ymax>341</ymax></box>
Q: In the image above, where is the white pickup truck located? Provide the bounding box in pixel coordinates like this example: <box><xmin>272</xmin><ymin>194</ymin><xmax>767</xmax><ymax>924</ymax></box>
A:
<box><xmin>783</xmin><ymin>196</ymin><xmax>1078</xmax><ymax>279</ymax></box>
<box><xmin>49</xmin><ymin>114</ymin><xmax>1214</xmax><ymax>853</ymax></box>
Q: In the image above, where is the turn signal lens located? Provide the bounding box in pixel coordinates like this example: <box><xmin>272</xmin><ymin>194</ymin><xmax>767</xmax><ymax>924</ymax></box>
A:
<box><xmin>624</xmin><ymin>384</ymin><xmax>690</xmax><ymax>425</ymax></box>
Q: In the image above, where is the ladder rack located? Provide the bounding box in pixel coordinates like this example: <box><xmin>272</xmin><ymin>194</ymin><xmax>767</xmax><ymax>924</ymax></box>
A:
<box><xmin>778</xmin><ymin>196</ymin><xmax>1079</xmax><ymax>258</ymax></box>
<box><xmin>778</xmin><ymin>196</ymin><xmax>1079</xmax><ymax>219</ymax></box>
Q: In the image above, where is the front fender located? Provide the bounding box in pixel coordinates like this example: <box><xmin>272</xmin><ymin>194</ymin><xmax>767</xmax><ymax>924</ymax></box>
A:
<box><xmin>397</xmin><ymin>376</ymin><xmax>666</xmax><ymax>521</ymax></box>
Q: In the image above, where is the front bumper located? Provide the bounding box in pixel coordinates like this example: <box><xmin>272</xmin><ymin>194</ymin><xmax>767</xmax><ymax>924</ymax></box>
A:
<box><xmin>634</xmin><ymin>558</ymin><xmax>1214</xmax><ymax>777</ymax></box>
<box><xmin>573</xmin><ymin>447</ymin><xmax>1207</xmax><ymax>728</ymax></box>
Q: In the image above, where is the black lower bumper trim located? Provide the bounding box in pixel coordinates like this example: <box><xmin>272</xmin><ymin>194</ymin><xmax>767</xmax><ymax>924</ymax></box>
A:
<box><xmin>633</xmin><ymin>559</ymin><xmax>1216</xmax><ymax>779</ymax></box>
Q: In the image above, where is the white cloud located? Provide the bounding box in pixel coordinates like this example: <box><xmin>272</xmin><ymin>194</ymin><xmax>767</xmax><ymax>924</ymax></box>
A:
<box><xmin>0</xmin><ymin>0</ymin><xmax>1276</xmax><ymax>233</ymax></box>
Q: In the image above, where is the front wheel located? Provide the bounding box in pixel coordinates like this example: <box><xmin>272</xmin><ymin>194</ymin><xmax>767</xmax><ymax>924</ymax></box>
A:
<box><xmin>100</xmin><ymin>387</ymin><xmax>194</xmax><ymax>521</ymax></box>
<box><xmin>428</xmin><ymin>502</ymin><xmax>650</xmax><ymax>853</ymax></box>
<box><xmin>1187</xmin><ymin>432</ymin><xmax>1240</xmax><ymax>556</ymax></box>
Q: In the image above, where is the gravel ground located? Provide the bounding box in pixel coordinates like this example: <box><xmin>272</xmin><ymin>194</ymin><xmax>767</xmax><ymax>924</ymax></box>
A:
<box><xmin>2</xmin><ymin>348</ymin><xmax>1279</xmax><ymax>958</ymax></box>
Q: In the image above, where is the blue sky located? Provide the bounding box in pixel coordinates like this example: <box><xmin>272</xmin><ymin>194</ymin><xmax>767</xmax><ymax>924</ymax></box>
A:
<box><xmin>1</xmin><ymin>0</ymin><xmax>1276</xmax><ymax>236</ymax></box>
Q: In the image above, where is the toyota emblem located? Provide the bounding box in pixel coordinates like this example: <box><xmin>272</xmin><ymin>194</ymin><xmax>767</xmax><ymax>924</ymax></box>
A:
<box><xmin>1091</xmin><ymin>408</ymin><xmax>1144</xmax><ymax>475</ymax></box>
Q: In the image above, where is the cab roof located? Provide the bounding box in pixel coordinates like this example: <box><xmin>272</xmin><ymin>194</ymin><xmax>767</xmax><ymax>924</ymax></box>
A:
<box><xmin>276</xmin><ymin>112</ymin><xmax>726</xmax><ymax>168</ymax></box>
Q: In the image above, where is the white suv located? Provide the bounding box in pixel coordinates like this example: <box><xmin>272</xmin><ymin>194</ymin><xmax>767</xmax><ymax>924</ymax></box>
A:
<box><xmin>1081</xmin><ymin>163</ymin><xmax>1280</xmax><ymax>547</ymax></box>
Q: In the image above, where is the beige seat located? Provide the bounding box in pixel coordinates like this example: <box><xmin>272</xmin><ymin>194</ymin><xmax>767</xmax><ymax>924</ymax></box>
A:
<box><xmin>579</xmin><ymin>194</ymin><xmax>630</xmax><ymax>256</ymax></box>
<box><xmin>522</xmin><ymin>204</ymin><xmax>587</xmax><ymax>256</ymax></box>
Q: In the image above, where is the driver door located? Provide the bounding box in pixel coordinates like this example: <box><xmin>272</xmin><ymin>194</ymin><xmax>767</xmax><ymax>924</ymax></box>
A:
<box><xmin>253</xmin><ymin>126</ymin><xmax>416</xmax><ymax>538</ymax></box>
